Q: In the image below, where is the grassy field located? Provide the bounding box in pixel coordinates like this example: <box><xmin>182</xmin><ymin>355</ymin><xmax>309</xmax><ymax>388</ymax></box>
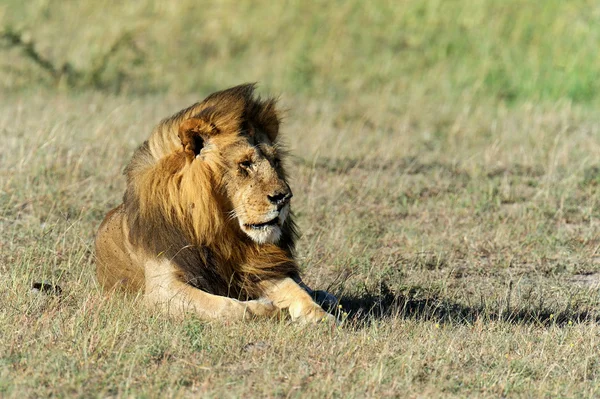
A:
<box><xmin>1</xmin><ymin>1</ymin><xmax>600</xmax><ymax>397</ymax></box>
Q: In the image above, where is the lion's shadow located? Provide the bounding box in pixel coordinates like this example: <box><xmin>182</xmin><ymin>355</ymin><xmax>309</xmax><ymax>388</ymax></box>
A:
<box><xmin>323</xmin><ymin>283</ymin><xmax>599</xmax><ymax>328</ymax></box>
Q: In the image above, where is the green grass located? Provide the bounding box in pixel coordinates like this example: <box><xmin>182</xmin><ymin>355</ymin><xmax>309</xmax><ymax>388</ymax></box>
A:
<box><xmin>2</xmin><ymin>1</ymin><xmax>600</xmax><ymax>103</ymax></box>
<box><xmin>1</xmin><ymin>1</ymin><xmax>600</xmax><ymax>397</ymax></box>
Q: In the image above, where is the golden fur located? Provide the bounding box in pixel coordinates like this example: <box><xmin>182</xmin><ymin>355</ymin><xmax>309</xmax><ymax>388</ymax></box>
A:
<box><xmin>95</xmin><ymin>84</ymin><xmax>334</xmax><ymax>322</ymax></box>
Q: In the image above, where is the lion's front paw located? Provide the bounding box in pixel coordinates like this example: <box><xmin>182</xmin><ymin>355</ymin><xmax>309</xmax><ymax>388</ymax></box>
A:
<box><xmin>289</xmin><ymin>301</ymin><xmax>337</xmax><ymax>325</ymax></box>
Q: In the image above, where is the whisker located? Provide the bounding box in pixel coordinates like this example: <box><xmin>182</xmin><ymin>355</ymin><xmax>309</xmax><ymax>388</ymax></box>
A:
<box><xmin>227</xmin><ymin>206</ymin><xmax>244</xmax><ymax>222</ymax></box>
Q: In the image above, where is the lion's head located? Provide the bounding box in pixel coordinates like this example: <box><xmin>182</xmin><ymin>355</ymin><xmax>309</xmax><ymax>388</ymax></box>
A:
<box><xmin>120</xmin><ymin>84</ymin><xmax>300</xmax><ymax>297</ymax></box>
<box><xmin>125</xmin><ymin>84</ymin><xmax>297</xmax><ymax>258</ymax></box>
<box><xmin>177</xmin><ymin>86</ymin><xmax>292</xmax><ymax>244</ymax></box>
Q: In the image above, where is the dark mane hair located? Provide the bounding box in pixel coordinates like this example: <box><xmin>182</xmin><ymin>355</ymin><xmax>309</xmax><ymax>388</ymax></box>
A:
<box><xmin>121</xmin><ymin>84</ymin><xmax>299</xmax><ymax>299</ymax></box>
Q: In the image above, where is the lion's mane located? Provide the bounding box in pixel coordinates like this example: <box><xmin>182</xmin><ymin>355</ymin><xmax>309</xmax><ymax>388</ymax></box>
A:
<box><xmin>122</xmin><ymin>85</ymin><xmax>299</xmax><ymax>299</ymax></box>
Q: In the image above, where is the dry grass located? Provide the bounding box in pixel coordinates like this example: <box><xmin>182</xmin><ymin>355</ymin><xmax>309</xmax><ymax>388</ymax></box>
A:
<box><xmin>2</xmin><ymin>1</ymin><xmax>600</xmax><ymax>397</ymax></box>
<box><xmin>1</xmin><ymin>91</ymin><xmax>599</xmax><ymax>398</ymax></box>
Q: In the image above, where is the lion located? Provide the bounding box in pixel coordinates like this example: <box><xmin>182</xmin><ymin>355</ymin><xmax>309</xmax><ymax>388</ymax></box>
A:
<box><xmin>95</xmin><ymin>84</ymin><xmax>336</xmax><ymax>323</ymax></box>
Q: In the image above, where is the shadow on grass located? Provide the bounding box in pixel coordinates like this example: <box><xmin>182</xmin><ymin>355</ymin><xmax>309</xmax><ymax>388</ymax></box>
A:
<box><xmin>330</xmin><ymin>282</ymin><xmax>600</xmax><ymax>329</ymax></box>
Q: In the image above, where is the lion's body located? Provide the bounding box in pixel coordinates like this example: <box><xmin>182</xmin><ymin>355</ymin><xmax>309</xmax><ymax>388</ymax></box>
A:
<box><xmin>96</xmin><ymin>204</ymin><xmax>144</xmax><ymax>292</ymax></box>
<box><xmin>95</xmin><ymin>84</ymin><xmax>333</xmax><ymax>322</ymax></box>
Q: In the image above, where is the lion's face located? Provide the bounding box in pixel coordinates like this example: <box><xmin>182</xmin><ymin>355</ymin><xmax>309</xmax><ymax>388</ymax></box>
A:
<box><xmin>177</xmin><ymin>87</ymin><xmax>291</xmax><ymax>245</ymax></box>
<box><xmin>222</xmin><ymin>130</ymin><xmax>291</xmax><ymax>244</ymax></box>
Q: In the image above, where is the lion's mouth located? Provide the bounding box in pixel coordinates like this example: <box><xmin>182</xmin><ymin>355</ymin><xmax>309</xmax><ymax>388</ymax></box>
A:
<box><xmin>246</xmin><ymin>217</ymin><xmax>279</xmax><ymax>230</ymax></box>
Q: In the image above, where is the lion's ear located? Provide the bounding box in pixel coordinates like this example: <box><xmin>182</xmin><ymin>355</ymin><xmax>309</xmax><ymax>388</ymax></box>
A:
<box><xmin>178</xmin><ymin>118</ymin><xmax>218</xmax><ymax>157</ymax></box>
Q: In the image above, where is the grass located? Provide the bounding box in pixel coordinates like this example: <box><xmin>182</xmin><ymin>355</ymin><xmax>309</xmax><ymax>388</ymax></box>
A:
<box><xmin>1</xmin><ymin>1</ymin><xmax>600</xmax><ymax>103</ymax></box>
<box><xmin>1</xmin><ymin>1</ymin><xmax>600</xmax><ymax>397</ymax></box>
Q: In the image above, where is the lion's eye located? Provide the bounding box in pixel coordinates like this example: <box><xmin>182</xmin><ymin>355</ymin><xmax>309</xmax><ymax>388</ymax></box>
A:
<box><xmin>273</xmin><ymin>158</ymin><xmax>281</xmax><ymax>168</ymax></box>
<box><xmin>239</xmin><ymin>160</ymin><xmax>253</xmax><ymax>170</ymax></box>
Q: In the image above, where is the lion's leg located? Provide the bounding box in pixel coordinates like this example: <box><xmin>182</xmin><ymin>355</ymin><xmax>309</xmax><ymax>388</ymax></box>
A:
<box><xmin>259</xmin><ymin>277</ymin><xmax>336</xmax><ymax>324</ymax></box>
<box><xmin>294</xmin><ymin>277</ymin><xmax>338</xmax><ymax>311</ymax></box>
<box><xmin>95</xmin><ymin>205</ymin><xmax>145</xmax><ymax>292</ymax></box>
<box><xmin>144</xmin><ymin>259</ymin><xmax>277</xmax><ymax>320</ymax></box>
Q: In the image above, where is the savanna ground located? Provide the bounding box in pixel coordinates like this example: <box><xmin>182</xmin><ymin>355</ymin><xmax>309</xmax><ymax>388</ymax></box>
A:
<box><xmin>1</xmin><ymin>1</ymin><xmax>600</xmax><ymax>397</ymax></box>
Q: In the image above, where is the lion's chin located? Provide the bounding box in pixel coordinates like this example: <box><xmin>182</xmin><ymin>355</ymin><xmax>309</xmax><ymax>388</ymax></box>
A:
<box><xmin>239</xmin><ymin>204</ymin><xmax>289</xmax><ymax>244</ymax></box>
<box><xmin>241</xmin><ymin>224</ymin><xmax>282</xmax><ymax>244</ymax></box>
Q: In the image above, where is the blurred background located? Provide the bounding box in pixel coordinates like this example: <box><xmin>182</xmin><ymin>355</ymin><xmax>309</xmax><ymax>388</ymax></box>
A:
<box><xmin>2</xmin><ymin>0</ymin><xmax>599</xmax><ymax>105</ymax></box>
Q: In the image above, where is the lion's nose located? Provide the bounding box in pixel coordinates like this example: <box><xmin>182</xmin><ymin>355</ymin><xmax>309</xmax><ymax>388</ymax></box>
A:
<box><xmin>268</xmin><ymin>191</ymin><xmax>293</xmax><ymax>208</ymax></box>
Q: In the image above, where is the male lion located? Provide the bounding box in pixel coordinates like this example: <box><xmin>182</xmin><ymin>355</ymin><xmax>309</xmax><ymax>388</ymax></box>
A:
<box><xmin>95</xmin><ymin>84</ymin><xmax>335</xmax><ymax>323</ymax></box>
